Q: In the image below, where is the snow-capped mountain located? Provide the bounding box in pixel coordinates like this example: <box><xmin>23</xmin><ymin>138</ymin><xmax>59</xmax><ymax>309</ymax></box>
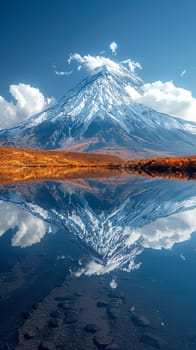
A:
<box><xmin>0</xmin><ymin>176</ymin><xmax>196</xmax><ymax>273</ymax></box>
<box><xmin>0</xmin><ymin>65</ymin><xmax>196</xmax><ymax>158</ymax></box>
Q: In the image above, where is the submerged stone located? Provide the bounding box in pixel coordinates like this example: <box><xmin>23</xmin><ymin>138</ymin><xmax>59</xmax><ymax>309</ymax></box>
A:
<box><xmin>93</xmin><ymin>334</ymin><xmax>113</xmax><ymax>349</ymax></box>
<box><xmin>50</xmin><ymin>310</ymin><xmax>61</xmax><ymax>318</ymax></box>
<box><xmin>23</xmin><ymin>329</ymin><xmax>36</xmax><ymax>340</ymax></box>
<box><xmin>84</xmin><ymin>323</ymin><xmax>101</xmax><ymax>333</ymax></box>
<box><xmin>107</xmin><ymin>306</ymin><xmax>119</xmax><ymax>319</ymax></box>
<box><xmin>130</xmin><ymin>312</ymin><xmax>150</xmax><ymax>327</ymax></box>
<box><xmin>49</xmin><ymin>318</ymin><xmax>59</xmax><ymax>328</ymax></box>
<box><xmin>38</xmin><ymin>341</ymin><xmax>55</xmax><ymax>350</ymax></box>
<box><xmin>97</xmin><ymin>300</ymin><xmax>109</xmax><ymax>308</ymax></box>
<box><xmin>105</xmin><ymin>344</ymin><xmax>120</xmax><ymax>350</ymax></box>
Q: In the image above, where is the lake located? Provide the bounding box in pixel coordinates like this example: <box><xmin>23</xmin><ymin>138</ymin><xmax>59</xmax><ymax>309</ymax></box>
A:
<box><xmin>0</xmin><ymin>173</ymin><xmax>196</xmax><ymax>349</ymax></box>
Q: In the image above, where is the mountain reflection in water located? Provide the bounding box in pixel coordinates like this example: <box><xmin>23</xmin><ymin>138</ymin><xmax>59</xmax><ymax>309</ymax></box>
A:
<box><xmin>0</xmin><ymin>174</ymin><xmax>196</xmax><ymax>349</ymax></box>
<box><xmin>0</xmin><ymin>174</ymin><xmax>196</xmax><ymax>273</ymax></box>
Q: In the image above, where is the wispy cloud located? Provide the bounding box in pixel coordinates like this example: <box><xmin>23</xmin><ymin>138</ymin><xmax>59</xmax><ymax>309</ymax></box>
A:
<box><xmin>54</xmin><ymin>70</ymin><xmax>73</xmax><ymax>76</ymax></box>
<box><xmin>121</xmin><ymin>59</ymin><xmax>142</xmax><ymax>73</ymax></box>
<box><xmin>99</xmin><ymin>50</ymin><xmax>106</xmax><ymax>55</ymax></box>
<box><xmin>68</xmin><ymin>53</ymin><xmax>142</xmax><ymax>79</ymax></box>
<box><xmin>109</xmin><ymin>41</ymin><xmax>118</xmax><ymax>55</ymax></box>
<box><xmin>180</xmin><ymin>69</ymin><xmax>187</xmax><ymax>77</ymax></box>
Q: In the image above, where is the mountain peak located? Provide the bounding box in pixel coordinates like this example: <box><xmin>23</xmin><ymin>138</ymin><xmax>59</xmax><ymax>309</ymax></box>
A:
<box><xmin>88</xmin><ymin>61</ymin><xmax>142</xmax><ymax>85</ymax></box>
<box><xmin>60</xmin><ymin>62</ymin><xmax>142</xmax><ymax>112</ymax></box>
<box><xmin>0</xmin><ymin>62</ymin><xmax>195</xmax><ymax>158</ymax></box>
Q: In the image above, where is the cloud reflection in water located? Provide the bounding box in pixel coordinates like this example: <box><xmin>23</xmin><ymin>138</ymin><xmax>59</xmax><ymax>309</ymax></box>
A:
<box><xmin>0</xmin><ymin>175</ymin><xmax>195</xmax><ymax>274</ymax></box>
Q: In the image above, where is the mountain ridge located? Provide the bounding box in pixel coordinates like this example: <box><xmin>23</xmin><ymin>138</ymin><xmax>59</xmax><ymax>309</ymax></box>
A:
<box><xmin>0</xmin><ymin>67</ymin><xmax>196</xmax><ymax>158</ymax></box>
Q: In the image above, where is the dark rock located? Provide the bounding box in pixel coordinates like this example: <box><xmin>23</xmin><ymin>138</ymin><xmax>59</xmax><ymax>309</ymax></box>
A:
<box><xmin>38</xmin><ymin>341</ymin><xmax>55</xmax><ymax>350</ymax></box>
<box><xmin>64</xmin><ymin>315</ymin><xmax>77</xmax><ymax>324</ymax></box>
<box><xmin>57</xmin><ymin>301</ymin><xmax>71</xmax><ymax>310</ymax></box>
<box><xmin>57</xmin><ymin>302</ymin><xmax>64</xmax><ymax>308</ymax></box>
<box><xmin>93</xmin><ymin>334</ymin><xmax>113</xmax><ymax>349</ymax></box>
<box><xmin>105</xmin><ymin>344</ymin><xmax>120</xmax><ymax>350</ymax></box>
<box><xmin>112</xmin><ymin>298</ymin><xmax>123</xmax><ymax>305</ymax></box>
<box><xmin>64</xmin><ymin>318</ymin><xmax>77</xmax><ymax>324</ymax></box>
<box><xmin>49</xmin><ymin>318</ymin><xmax>59</xmax><ymax>328</ymax></box>
<box><xmin>23</xmin><ymin>329</ymin><xmax>36</xmax><ymax>340</ymax></box>
<box><xmin>107</xmin><ymin>306</ymin><xmax>119</xmax><ymax>319</ymax></box>
<box><xmin>140</xmin><ymin>333</ymin><xmax>161</xmax><ymax>349</ymax></box>
<box><xmin>74</xmin><ymin>292</ymin><xmax>83</xmax><ymax>297</ymax></box>
<box><xmin>131</xmin><ymin>312</ymin><xmax>150</xmax><ymax>327</ymax></box>
<box><xmin>97</xmin><ymin>300</ymin><xmax>109</xmax><ymax>308</ymax></box>
<box><xmin>64</xmin><ymin>309</ymin><xmax>78</xmax><ymax>324</ymax></box>
<box><xmin>84</xmin><ymin>323</ymin><xmax>101</xmax><ymax>333</ymax></box>
<box><xmin>21</xmin><ymin>311</ymin><xmax>30</xmax><ymax>320</ymax></box>
<box><xmin>50</xmin><ymin>310</ymin><xmax>61</xmax><ymax>318</ymax></box>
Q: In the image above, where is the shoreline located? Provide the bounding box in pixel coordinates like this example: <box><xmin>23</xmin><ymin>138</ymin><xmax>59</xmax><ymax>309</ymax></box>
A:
<box><xmin>0</xmin><ymin>146</ymin><xmax>195</xmax><ymax>183</ymax></box>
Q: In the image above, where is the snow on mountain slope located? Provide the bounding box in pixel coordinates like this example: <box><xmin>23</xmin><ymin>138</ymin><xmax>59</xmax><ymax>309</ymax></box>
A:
<box><xmin>0</xmin><ymin>176</ymin><xmax>196</xmax><ymax>273</ymax></box>
<box><xmin>0</xmin><ymin>66</ymin><xmax>195</xmax><ymax>158</ymax></box>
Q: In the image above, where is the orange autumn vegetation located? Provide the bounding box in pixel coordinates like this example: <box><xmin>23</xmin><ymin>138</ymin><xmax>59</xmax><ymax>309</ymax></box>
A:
<box><xmin>126</xmin><ymin>155</ymin><xmax>196</xmax><ymax>178</ymax></box>
<box><xmin>0</xmin><ymin>146</ymin><xmax>195</xmax><ymax>184</ymax></box>
<box><xmin>0</xmin><ymin>146</ymin><xmax>122</xmax><ymax>167</ymax></box>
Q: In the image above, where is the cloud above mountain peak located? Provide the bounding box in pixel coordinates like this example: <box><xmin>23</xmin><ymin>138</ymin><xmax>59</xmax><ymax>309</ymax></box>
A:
<box><xmin>68</xmin><ymin>52</ymin><xmax>142</xmax><ymax>76</ymax></box>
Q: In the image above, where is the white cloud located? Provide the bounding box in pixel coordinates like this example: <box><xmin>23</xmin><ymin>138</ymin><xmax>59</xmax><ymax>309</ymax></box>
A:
<box><xmin>122</xmin><ymin>59</ymin><xmax>142</xmax><ymax>72</ymax></box>
<box><xmin>68</xmin><ymin>53</ymin><xmax>142</xmax><ymax>83</ymax></box>
<box><xmin>0</xmin><ymin>83</ymin><xmax>54</xmax><ymax>130</ymax></box>
<box><xmin>68</xmin><ymin>53</ymin><xmax>121</xmax><ymax>72</ymax></box>
<box><xmin>180</xmin><ymin>69</ymin><xmax>187</xmax><ymax>77</ymax></box>
<box><xmin>54</xmin><ymin>70</ymin><xmax>73</xmax><ymax>76</ymax></box>
<box><xmin>139</xmin><ymin>81</ymin><xmax>196</xmax><ymax>122</ymax></box>
<box><xmin>75</xmin><ymin>259</ymin><xmax>141</xmax><ymax>277</ymax></box>
<box><xmin>125</xmin><ymin>80</ymin><xmax>196</xmax><ymax>122</ymax></box>
<box><xmin>109</xmin><ymin>41</ymin><xmax>118</xmax><ymax>55</ymax></box>
<box><xmin>126</xmin><ymin>207</ymin><xmax>196</xmax><ymax>250</ymax></box>
<box><xmin>0</xmin><ymin>201</ymin><xmax>50</xmax><ymax>247</ymax></box>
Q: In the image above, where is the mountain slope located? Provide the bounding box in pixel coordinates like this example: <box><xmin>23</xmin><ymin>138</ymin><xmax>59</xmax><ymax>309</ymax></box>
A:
<box><xmin>0</xmin><ymin>67</ymin><xmax>195</xmax><ymax>158</ymax></box>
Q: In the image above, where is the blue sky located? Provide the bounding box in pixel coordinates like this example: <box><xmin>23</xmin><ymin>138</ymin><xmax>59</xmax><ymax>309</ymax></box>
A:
<box><xmin>1</xmin><ymin>0</ymin><xmax>196</xmax><ymax>96</ymax></box>
<box><xmin>0</xmin><ymin>0</ymin><xmax>196</xmax><ymax>128</ymax></box>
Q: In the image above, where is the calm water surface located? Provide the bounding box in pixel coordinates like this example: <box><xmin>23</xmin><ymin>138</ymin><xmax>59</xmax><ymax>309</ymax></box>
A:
<box><xmin>0</xmin><ymin>174</ymin><xmax>196</xmax><ymax>349</ymax></box>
